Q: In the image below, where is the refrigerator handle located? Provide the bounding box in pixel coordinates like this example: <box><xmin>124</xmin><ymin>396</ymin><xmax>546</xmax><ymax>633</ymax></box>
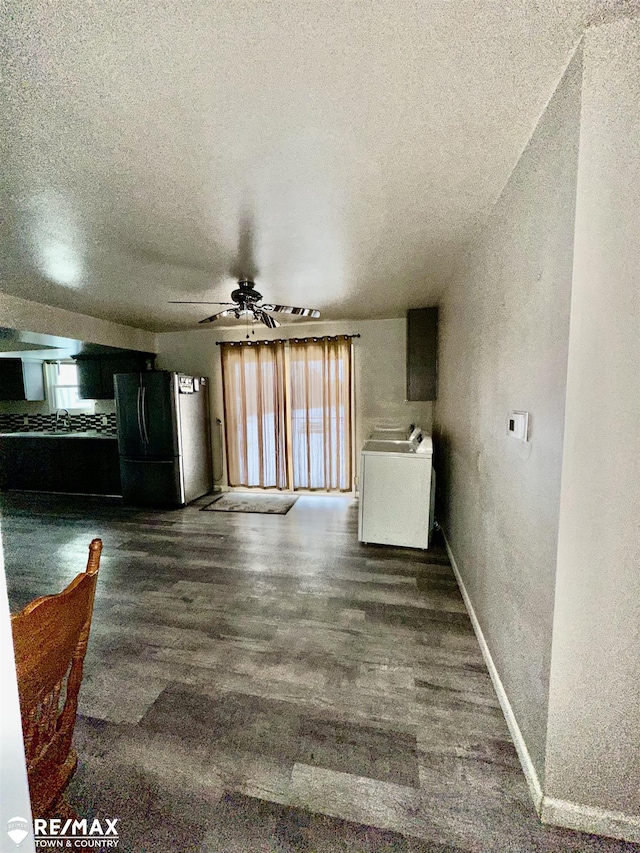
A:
<box><xmin>136</xmin><ymin>385</ymin><xmax>146</xmax><ymax>446</ymax></box>
<box><xmin>141</xmin><ymin>384</ymin><xmax>150</xmax><ymax>444</ymax></box>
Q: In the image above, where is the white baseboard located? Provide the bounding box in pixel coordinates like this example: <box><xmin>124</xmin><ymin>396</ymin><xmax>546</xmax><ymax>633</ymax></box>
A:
<box><xmin>443</xmin><ymin>531</ymin><xmax>640</xmax><ymax>844</ymax></box>
<box><xmin>442</xmin><ymin>532</ymin><xmax>544</xmax><ymax>812</ymax></box>
<box><xmin>540</xmin><ymin>797</ymin><xmax>640</xmax><ymax>844</ymax></box>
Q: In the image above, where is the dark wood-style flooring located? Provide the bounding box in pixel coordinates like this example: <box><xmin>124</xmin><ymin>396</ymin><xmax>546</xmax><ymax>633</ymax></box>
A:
<box><xmin>2</xmin><ymin>491</ymin><xmax>637</xmax><ymax>853</ymax></box>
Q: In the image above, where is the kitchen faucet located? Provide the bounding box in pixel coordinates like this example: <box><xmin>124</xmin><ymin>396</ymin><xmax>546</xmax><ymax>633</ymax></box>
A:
<box><xmin>55</xmin><ymin>409</ymin><xmax>71</xmax><ymax>432</ymax></box>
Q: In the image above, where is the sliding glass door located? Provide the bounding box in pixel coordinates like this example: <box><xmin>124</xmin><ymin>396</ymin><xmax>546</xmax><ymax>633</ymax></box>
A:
<box><xmin>221</xmin><ymin>337</ymin><xmax>353</xmax><ymax>492</ymax></box>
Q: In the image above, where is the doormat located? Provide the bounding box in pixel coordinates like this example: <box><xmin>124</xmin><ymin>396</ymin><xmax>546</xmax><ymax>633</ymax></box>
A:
<box><xmin>200</xmin><ymin>493</ymin><xmax>299</xmax><ymax>515</ymax></box>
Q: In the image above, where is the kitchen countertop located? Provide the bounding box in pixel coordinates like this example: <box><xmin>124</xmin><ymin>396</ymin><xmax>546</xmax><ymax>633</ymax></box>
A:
<box><xmin>0</xmin><ymin>431</ymin><xmax>118</xmax><ymax>440</ymax></box>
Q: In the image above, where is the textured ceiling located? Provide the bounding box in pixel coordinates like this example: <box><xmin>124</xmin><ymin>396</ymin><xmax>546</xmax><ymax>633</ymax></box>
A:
<box><xmin>1</xmin><ymin>0</ymin><xmax>607</xmax><ymax>332</ymax></box>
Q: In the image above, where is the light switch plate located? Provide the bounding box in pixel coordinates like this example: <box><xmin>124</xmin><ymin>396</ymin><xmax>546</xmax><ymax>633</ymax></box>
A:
<box><xmin>508</xmin><ymin>411</ymin><xmax>529</xmax><ymax>441</ymax></box>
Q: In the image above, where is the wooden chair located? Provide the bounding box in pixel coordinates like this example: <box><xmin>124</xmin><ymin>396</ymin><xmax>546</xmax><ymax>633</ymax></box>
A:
<box><xmin>10</xmin><ymin>538</ymin><xmax>103</xmax><ymax>818</ymax></box>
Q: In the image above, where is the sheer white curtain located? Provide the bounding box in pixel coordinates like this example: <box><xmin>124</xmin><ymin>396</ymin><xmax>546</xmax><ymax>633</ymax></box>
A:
<box><xmin>288</xmin><ymin>337</ymin><xmax>353</xmax><ymax>492</ymax></box>
<box><xmin>221</xmin><ymin>341</ymin><xmax>288</xmax><ymax>489</ymax></box>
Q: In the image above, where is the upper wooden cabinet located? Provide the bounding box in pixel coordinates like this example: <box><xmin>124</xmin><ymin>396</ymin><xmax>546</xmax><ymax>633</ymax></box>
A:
<box><xmin>74</xmin><ymin>351</ymin><xmax>156</xmax><ymax>400</ymax></box>
<box><xmin>0</xmin><ymin>359</ymin><xmax>45</xmax><ymax>401</ymax></box>
<box><xmin>406</xmin><ymin>307</ymin><xmax>438</xmax><ymax>401</ymax></box>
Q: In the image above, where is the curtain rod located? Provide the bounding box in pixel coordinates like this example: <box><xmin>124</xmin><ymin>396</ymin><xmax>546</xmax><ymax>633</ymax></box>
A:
<box><xmin>216</xmin><ymin>334</ymin><xmax>360</xmax><ymax>346</ymax></box>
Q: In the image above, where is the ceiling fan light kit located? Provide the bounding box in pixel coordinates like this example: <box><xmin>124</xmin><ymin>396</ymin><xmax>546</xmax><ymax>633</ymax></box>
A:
<box><xmin>170</xmin><ymin>279</ymin><xmax>320</xmax><ymax>329</ymax></box>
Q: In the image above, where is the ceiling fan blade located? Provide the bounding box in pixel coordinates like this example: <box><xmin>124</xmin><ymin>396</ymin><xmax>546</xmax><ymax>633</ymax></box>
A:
<box><xmin>169</xmin><ymin>301</ymin><xmax>235</xmax><ymax>305</ymax></box>
<box><xmin>261</xmin><ymin>304</ymin><xmax>321</xmax><ymax>318</ymax></box>
<box><xmin>255</xmin><ymin>309</ymin><xmax>280</xmax><ymax>330</ymax></box>
<box><xmin>198</xmin><ymin>309</ymin><xmax>238</xmax><ymax>324</ymax></box>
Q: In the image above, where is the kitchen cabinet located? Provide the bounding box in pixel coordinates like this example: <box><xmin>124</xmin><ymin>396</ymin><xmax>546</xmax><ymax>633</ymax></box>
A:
<box><xmin>75</xmin><ymin>351</ymin><xmax>156</xmax><ymax>400</ymax></box>
<box><xmin>0</xmin><ymin>359</ymin><xmax>45</xmax><ymax>401</ymax></box>
<box><xmin>77</xmin><ymin>358</ymin><xmax>104</xmax><ymax>400</ymax></box>
<box><xmin>0</xmin><ymin>436</ymin><xmax>121</xmax><ymax>495</ymax></box>
<box><xmin>406</xmin><ymin>307</ymin><xmax>438</xmax><ymax>401</ymax></box>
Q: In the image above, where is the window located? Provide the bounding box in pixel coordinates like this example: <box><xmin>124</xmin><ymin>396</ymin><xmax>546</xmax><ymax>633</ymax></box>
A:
<box><xmin>44</xmin><ymin>362</ymin><xmax>94</xmax><ymax>413</ymax></box>
<box><xmin>221</xmin><ymin>337</ymin><xmax>353</xmax><ymax>492</ymax></box>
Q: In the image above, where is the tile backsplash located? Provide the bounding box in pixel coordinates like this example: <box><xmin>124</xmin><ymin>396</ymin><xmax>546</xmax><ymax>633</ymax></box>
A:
<box><xmin>0</xmin><ymin>412</ymin><xmax>117</xmax><ymax>435</ymax></box>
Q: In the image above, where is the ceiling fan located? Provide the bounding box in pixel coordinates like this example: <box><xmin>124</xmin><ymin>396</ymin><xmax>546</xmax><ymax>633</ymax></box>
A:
<box><xmin>170</xmin><ymin>279</ymin><xmax>320</xmax><ymax>329</ymax></box>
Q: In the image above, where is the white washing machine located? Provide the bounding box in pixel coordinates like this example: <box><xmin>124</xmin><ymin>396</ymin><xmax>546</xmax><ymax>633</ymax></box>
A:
<box><xmin>358</xmin><ymin>431</ymin><xmax>435</xmax><ymax>549</ymax></box>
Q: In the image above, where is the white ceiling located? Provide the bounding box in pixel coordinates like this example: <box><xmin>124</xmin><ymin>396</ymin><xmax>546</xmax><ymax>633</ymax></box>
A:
<box><xmin>1</xmin><ymin>0</ymin><xmax>607</xmax><ymax>332</ymax></box>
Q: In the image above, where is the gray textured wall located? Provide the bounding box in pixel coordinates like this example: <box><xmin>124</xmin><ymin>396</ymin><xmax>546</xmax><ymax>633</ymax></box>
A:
<box><xmin>434</xmin><ymin>49</ymin><xmax>582</xmax><ymax>780</ymax></box>
<box><xmin>545</xmin><ymin>17</ymin><xmax>640</xmax><ymax>819</ymax></box>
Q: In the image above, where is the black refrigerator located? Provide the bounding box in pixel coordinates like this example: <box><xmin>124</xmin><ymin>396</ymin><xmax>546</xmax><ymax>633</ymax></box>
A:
<box><xmin>114</xmin><ymin>371</ymin><xmax>212</xmax><ymax>507</ymax></box>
